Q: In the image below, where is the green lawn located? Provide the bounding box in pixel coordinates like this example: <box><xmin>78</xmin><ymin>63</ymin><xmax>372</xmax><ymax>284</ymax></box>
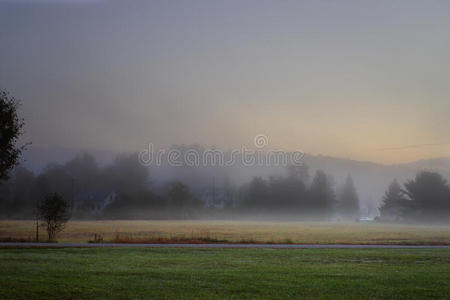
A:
<box><xmin>0</xmin><ymin>248</ymin><xmax>449</xmax><ymax>299</ymax></box>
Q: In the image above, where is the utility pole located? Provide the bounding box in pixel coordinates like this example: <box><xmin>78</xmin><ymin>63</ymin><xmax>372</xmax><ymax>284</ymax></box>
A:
<box><xmin>212</xmin><ymin>176</ymin><xmax>216</xmax><ymax>206</ymax></box>
<box><xmin>71</xmin><ymin>177</ymin><xmax>75</xmax><ymax>205</ymax></box>
<box><xmin>70</xmin><ymin>176</ymin><xmax>76</xmax><ymax>212</ymax></box>
<box><xmin>34</xmin><ymin>204</ymin><xmax>39</xmax><ymax>242</ymax></box>
<box><xmin>35</xmin><ymin>216</ymin><xmax>39</xmax><ymax>242</ymax></box>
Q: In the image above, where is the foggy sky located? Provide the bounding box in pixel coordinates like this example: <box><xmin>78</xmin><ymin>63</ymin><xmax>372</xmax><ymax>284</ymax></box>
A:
<box><xmin>1</xmin><ymin>0</ymin><xmax>450</xmax><ymax>164</ymax></box>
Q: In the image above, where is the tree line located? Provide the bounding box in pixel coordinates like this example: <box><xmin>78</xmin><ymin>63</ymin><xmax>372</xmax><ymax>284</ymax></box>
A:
<box><xmin>1</xmin><ymin>152</ymin><xmax>450</xmax><ymax>223</ymax></box>
<box><xmin>0</xmin><ymin>153</ymin><xmax>201</xmax><ymax>219</ymax></box>
<box><xmin>239</xmin><ymin>166</ymin><xmax>359</xmax><ymax>220</ymax></box>
<box><xmin>0</xmin><ymin>153</ymin><xmax>360</xmax><ymax>220</ymax></box>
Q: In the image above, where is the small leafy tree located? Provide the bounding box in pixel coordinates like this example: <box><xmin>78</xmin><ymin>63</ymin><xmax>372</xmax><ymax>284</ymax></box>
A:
<box><xmin>37</xmin><ymin>193</ymin><xmax>71</xmax><ymax>242</ymax></box>
<box><xmin>0</xmin><ymin>90</ymin><xmax>27</xmax><ymax>181</ymax></box>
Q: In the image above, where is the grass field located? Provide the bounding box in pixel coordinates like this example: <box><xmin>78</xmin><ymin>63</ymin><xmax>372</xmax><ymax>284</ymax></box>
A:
<box><xmin>1</xmin><ymin>220</ymin><xmax>450</xmax><ymax>245</ymax></box>
<box><xmin>0</xmin><ymin>247</ymin><xmax>449</xmax><ymax>299</ymax></box>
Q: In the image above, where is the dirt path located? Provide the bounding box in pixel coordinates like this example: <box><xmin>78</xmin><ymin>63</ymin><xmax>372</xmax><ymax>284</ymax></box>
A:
<box><xmin>1</xmin><ymin>243</ymin><xmax>450</xmax><ymax>249</ymax></box>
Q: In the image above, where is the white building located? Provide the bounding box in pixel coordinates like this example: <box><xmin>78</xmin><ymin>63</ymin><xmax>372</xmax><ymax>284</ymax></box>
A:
<box><xmin>201</xmin><ymin>189</ymin><xmax>235</xmax><ymax>209</ymax></box>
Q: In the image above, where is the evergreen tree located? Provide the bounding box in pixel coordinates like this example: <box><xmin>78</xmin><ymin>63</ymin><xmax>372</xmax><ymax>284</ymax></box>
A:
<box><xmin>308</xmin><ymin>170</ymin><xmax>336</xmax><ymax>219</ymax></box>
<box><xmin>403</xmin><ymin>171</ymin><xmax>450</xmax><ymax>221</ymax></box>
<box><xmin>379</xmin><ymin>179</ymin><xmax>408</xmax><ymax>220</ymax></box>
<box><xmin>246</xmin><ymin>177</ymin><xmax>269</xmax><ymax>210</ymax></box>
<box><xmin>338</xmin><ymin>175</ymin><xmax>359</xmax><ymax>220</ymax></box>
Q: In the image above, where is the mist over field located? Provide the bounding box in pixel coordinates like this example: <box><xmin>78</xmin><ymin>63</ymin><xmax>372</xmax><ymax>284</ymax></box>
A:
<box><xmin>13</xmin><ymin>146</ymin><xmax>450</xmax><ymax>221</ymax></box>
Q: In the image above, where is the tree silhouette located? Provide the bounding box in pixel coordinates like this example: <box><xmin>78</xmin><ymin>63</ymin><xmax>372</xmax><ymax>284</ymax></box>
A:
<box><xmin>245</xmin><ymin>177</ymin><xmax>270</xmax><ymax>210</ymax></box>
<box><xmin>338</xmin><ymin>175</ymin><xmax>359</xmax><ymax>220</ymax></box>
<box><xmin>379</xmin><ymin>179</ymin><xmax>408</xmax><ymax>221</ymax></box>
<box><xmin>309</xmin><ymin>170</ymin><xmax>336</xmax><ymax>219</ymax></box>
<box><xmin>37</xmin><ymin>193</ymin><xmax>71</xmax><ymax>241</ymax></box>
<box><xmin>403</xmin><ymin>171</ymin><xmax>450</xmax><ymax>221</ymax></box>
<box><xmin>168</xmin><ymin>181</ymin><xmax>200</xmax><ymax>218</ymax></box>
<box><xmin>0</xmin><ymin>90</ymin><xmax>27</xmax><ymax>181</ymax></box>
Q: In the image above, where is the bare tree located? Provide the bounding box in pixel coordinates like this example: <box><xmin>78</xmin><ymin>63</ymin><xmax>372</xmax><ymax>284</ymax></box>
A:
<box><xmin>37</xmin><ymin>193</ymin><xmax>71</xmax><ymax>242</ymax></box>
